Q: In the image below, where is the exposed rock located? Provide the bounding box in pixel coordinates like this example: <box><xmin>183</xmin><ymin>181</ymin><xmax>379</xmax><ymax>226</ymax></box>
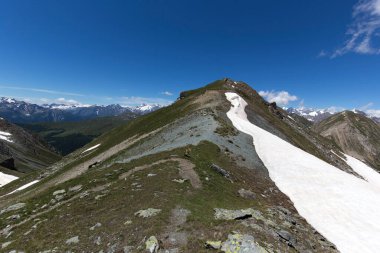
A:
<box><xmin>52</xmin><ymin>189</ymin><xmax>65</xmax><ymax>196</ymax></box>
<box><xmin>94</xmin><ymin>236</ymin><xmax>101</xmax><ymax>245</ymax></box>
<box><xmin>68</xmin><ymin>185</ymin><xmax>82</xmax><ymax>192</ymax></box>
<box><xmin>205</xmin><ymin>240</ymin><xmax>222</xmax><ymax>249</ymax></box>
<box><xmin>124</xmin><ymin>220</ymin><xmax>133</xmax><ymax>225</ymax></box>
<box><xmin>1</xmin><ymin>241</ymin><xmax>12</xmax><ymax>249</ymax></box>
<box><xmin>7</xmin><ymin>214</ymin><xmax>20</xmax><ymax>220</ymax></box>
<box><xmin>210</xmin><ymin>163</ymin><xmax>231</xmax><ymax>179</ymax></box>
<box><xmin>276</xmin><ymin>230</ymin><xmax>296</xmax><ymax>247</ymax></box>
<box><xmin>135</xmin><ymin>208</ymin><xmax>161</xmax><ymax>218</ymax></box>
<box><xmin>65</xmin><ymin>236</ymin><xmax>79</xmax><ymax>245</ymax></box>
<box><xmin>145</xmin><ymin>236</ymin><xmax>159</xmax><ymax>253</ymax></box>
<box><xmin>54</xmin><ymin>194</ymin><xmax>65</xmax><ymax>201</ymax></box>
<box><xmin>0</xmin><ymin>203</ymin><xmax>26</xmax><ymax>214</ymax></box>
<box><xmin>123</xmin><ymin>246</ymin><xmax>134</xmax><ymax>253</ymax></box>
<box><xmin>172</xmin><ymin>179</ymin><xmax>186</xmax><ymax>184</ymax></box>
<box><xmin>221</xmin><ymin>233</ymin><xmax>268</xmax><ymax>253</ymax></box>
<box><xmin>0</xmin><ymin>158</ymin><xmax>15</xmax><ymax>170</ymax></box>
<box><xmin>147</xmin><ymin>173</ymin><xmax>157</xmax><ymax>177</ymax></box>
<box><xmin>90</xmin><ymin>222</ymin><xmax>102</xmax><ymax>231</ymax></box>
<box><xmin>214</xmin><ymin>208</ymin><xmax>261</xmax><ymax>220</ymax></box>
<box><xmin>238</xmin><ymin>188</ymin><xmax>256</xmax><ymax>199</ymax></box>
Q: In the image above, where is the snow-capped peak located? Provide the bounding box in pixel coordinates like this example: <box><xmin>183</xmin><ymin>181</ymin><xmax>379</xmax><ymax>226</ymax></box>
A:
<box><xmin>286</xmin><ymin>107</ymin><xmax>334</xmax><ymax>122</ymax></box>
<box><xmin>0</xmin><ymin>97</ymin><xmax>17</xmax><ymax>104</ymax></box>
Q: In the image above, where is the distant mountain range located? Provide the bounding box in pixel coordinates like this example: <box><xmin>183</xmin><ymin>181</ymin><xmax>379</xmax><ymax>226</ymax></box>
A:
<box><xmin>286</xmin><ymin>107</ymin><xmax>380</xmax><ymax>123</ymax></box>
<box><xmin>0</xmin><ymin>97</ymin><xmax>164</xmax><ymax>123</ymax></box>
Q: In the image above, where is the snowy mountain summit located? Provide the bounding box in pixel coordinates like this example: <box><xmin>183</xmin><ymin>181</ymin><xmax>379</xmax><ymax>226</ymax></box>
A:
<box><xmin>287</xmin><ymin>107</ymin><xmax>380</xmax><ymax>123</ymax></box>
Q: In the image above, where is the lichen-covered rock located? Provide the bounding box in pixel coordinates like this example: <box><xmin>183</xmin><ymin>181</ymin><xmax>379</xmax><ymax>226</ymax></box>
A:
<box><xmin>214</xmin><ymin>208</ymin><xmax>262</xmax><ymax>220</ymax></box>
<box><xmin>238</xmin><ymin>189</ymin><xmax>256</xmax><ymax>200</ymax></box>
<box><xmin>276</xmin><ymin>230</ymin><xmax>296</xmax><ymax>247</ymax></box>
<box><xmin>65</xmin><ymin>236</ymin><xmax>79</xmax><ymax>245</ymax></box>
<box><xmin>205</xmin><ymin>240</ymin><xmax>222</xmax><ymax>249</ymax></box>
<box><xmin>1</xmin><ymin>241</ymin><xmax>12</xmax><ymax>249</ymax></box>
<box><xmin>89</xmin><ymin>222</ymin><xmax>102</xmax><ymax>231</ymax></box>
<box><xmin>68</xmin><ymin>185</ymin><xmax>82</xmax><ymax>192</ymax></box>
<box><xmin>135</xmin><ymin>208</ymin><xmax>161</xmax><ymax>218</ymax></box>
<box><xmin>172</xmin><ymin>179</ymin><xmax>186</xmax><ymax>184</ymax></box>
<box><xmin>0</xmin><ymin>203</ymin><xmax>26</xmax><ymax>214</ymax></box>
<box><xmin>210</xmin><ymin>163</ymin><xmax>231</xmax><ymax>179</ymax></box>
<box><xmin>145</xmin><ymin>236</ymin><xmax>159</xmax><ymax>253</ymax></box>
<box><xmin>52</xmin><ymin>189</ymin><xmax>65</xmax><ymax>196</ymax></box>
<box><xmin>221</xmin><ymin>233</ymin><xmax>267</xmax><ymax>253</ymax></box>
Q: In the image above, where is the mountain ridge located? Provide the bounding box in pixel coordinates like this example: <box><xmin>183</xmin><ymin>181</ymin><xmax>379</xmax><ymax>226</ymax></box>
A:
<box><xmin>287</xmin><ymin>106</ymin><xmax>380</xmax><ymax>123</ymax></box>
<box><xmin>0</xmin><ymin>79</ymin><xmax>378</xmax><ymax>252</ymax></box>
<box><xmin>0</xmin><ymin>97</ymin><xmax>164</xmax><ymax>123</ymax></box>
<box><xmin>313</xmin><ymin>110</ymin><xmax>380</xmax><ymax>171</ymax></box>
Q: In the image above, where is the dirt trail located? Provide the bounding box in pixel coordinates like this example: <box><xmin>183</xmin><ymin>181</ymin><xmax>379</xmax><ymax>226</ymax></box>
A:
<box><xmin>119</xmin><ymin>158</ymin><xmax>202</xmax><ymax>189</ymax></box>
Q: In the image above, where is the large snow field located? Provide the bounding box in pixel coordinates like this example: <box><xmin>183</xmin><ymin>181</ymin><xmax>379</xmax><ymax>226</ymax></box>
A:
<box><xmin>225</xmin><ymin>92</ymin><xmax>380</xmax><ymax>253</ymax></box>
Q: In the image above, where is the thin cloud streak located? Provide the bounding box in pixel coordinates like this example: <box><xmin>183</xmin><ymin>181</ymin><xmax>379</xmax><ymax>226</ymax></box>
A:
<box><xmin>0</xmin><ymin>85</ymin><xmax>84</xmax><ymax>96</ymax></box>
<box><xmin>118</xmin><ymin>96</ymin><xmax>173</xmax><ymax>107</ymax></box>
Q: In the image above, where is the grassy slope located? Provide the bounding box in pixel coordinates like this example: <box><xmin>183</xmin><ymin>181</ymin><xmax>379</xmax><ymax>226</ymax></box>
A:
<box><xmin>20</xmin><ymin>115</ymin><xmax>135</xmax><ymax>155</ymax></box>
<box><xmin>1</xmin><ymin>141</ymin><xmax>330</xmax><ymax>252</ymax></box>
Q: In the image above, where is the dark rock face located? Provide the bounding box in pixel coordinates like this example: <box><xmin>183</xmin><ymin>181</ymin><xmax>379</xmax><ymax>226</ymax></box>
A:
<box><xmin>0</xmin><ymin>158</ymin><xmax>15</xmax><ymax>170</ymax></box>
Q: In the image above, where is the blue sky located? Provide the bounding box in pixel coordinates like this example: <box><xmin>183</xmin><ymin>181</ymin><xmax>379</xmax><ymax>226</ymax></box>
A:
<box><xmin>0</xmin><ymin>0</ymin><xmax>379</xmax><ymax>115</ymax></box>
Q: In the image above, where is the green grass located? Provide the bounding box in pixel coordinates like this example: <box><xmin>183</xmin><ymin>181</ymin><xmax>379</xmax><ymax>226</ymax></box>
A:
<box><xmin>20</xmin><ymin>115</ymin><xmax>135</xmax><ymax>155</ymax></box>
<box><xmin>0</xmin><ymin>141</ymin><xmax>263</xmax><ymax>252</ymax></box>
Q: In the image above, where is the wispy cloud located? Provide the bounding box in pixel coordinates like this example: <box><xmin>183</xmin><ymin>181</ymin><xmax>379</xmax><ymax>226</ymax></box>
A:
<box><xmin>317</xmin><ymin>50</ymin><xmax>328</xmax><ymax>58</ymax></box>
<box><xmin>118</xmin><ymin>96</ymin><xmax>173</xmax><ymax>107</ymax></box>
<box><xmin>325</xmin><ymin>106</ymin><xmax>346</xmax><ymax>113</ymax></box>
<box><xmin>160</xmin><ymin>91</ymin><xmax>173</xmax><ymax>96</ymax></box>
<box><xmin>366</xmin><ymin>109</ymin><xmax>380</xmax><ymax>117</ymax></box>
<box><xmin>4</xmin><ymin>96</ymin><xmax>89</xmax><ymax>107</ymax></box>
<box><xmin>333</xmin><ymin>0</ymin><xmax>380</xmax><ymax>57</ymax></box>
<box><xmin>0</xmin><ymin>85</ymin><xmax>83</xmax><ymax>96</ymax></box>
<box><xmin>258</xmin><ymin>90</ymin><xmax>298</xmax><ymax>106</ymax></box>
<box><xmin>357</xmin><ymin>102</ymin><xmax>380</xmax><ymax>117</ymax></box>
<box><xmin>359</xmin><ymin>102</ymin><xmax>374</xmax><ymax>110</ymax></box>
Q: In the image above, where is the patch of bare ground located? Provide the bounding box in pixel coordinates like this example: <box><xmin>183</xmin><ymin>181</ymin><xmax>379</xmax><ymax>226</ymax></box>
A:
<box><xmin>119</xmin><ymin>158</ymin><xmax>201</xmax><ymax>189</ymax></box>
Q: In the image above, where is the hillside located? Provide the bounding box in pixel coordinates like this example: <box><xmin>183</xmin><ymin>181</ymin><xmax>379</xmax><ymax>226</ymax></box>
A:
<box><xmin>0</xmin><ymin>79</ymin><xmax>379</xmax><ymax>252</ymax></box>
<box><xmin>313</xmin><ymin>111</ymin><xmax>380</xmax><ymax>171</ymax></box>
<box><xmin>0</xmin><ymin>118</ymin><xmax>60</xmax><ymax>176</ymax></box>
<box><xmin>20</xmin><ymin>113</ymin><xmax>137</xmax><ymax>155</ymax></box>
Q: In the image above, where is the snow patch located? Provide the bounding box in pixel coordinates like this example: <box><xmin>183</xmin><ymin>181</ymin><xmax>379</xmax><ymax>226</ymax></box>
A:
<box><xmin>7</xmin><ymin>180</ymin><xmax>39</xmax><ymax>195</ymax></box>
<box><xmin>0</xmin><ymin>172</ymin><xmax>18</xmax><ymax>187</ymax></box>
<box><xmin>0</xmin><ymin>131</ymin><xmax>13</xmax><ymax>143</ymax></box>
<box><xmin>331</xmin><ymin>150</ymin><xmax>345</xmax><ymax>160</ymax></box>
<box><xmin>225</xmin><ymin>92</ymin><xmax>380</xmax><ymax>253</ymax></box>
<box><xmin>82</xmin><ymin>144</ymin><xmax>101</xmax><ymax>153</ymax></box>
<box><xmin>287</xmin><ymin>115</ymin><xmax>295</xmax><ymax>121</ymax></box>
